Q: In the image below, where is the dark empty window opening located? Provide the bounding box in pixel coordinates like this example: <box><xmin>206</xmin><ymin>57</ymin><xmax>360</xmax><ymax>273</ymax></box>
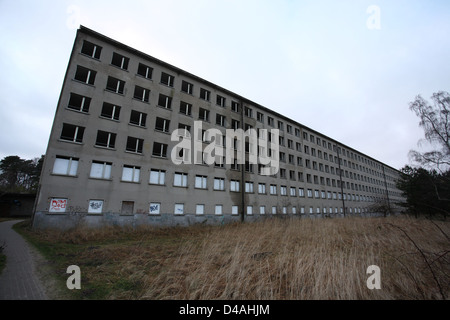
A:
<box><xmin>231</xmin><ymin>119</ymin><xmax>240</xmax><ymax>130</ymax></box>
<box><xmin>95</xmin><ymin>130</ymin><xmax>116</xmax><ymax>149</ymax></box>
<box><xmin>216</xmin><ymin>114</ymin><xmax>226</xmax><ymax>127</ymax></box>
<box><xmin>126</xmin><ymin>136</ymin><xmax>144</xmax><ymax>154</ymax></box>
<box><xmin>179</xmin><ymin>101</ymin><xmax>192</xmax><ymax>116</ymax></box>
<box><xmin>129</xmin><ymin>110</ymin><xmax>147</xmax><ymax>127</ymax></box>
<box><xmin>74</xmin><ymin>66</ymin><xmax>96</xmax><ymax>85</ymax></box>
<box><xmin>81</xmin><ymin>41</ymin><xmax>102</xmax><ymax>59</ymax></box>
<box><xmin>106</xmin><ymin>76</ymin><xmax>125</xmax><ymax>94</ymax></box>
<box><xmin>152</xmin><ymin>142</ymin><xmax>168</xmax><ymax>158</ymax></box>
<box><xmin>137</xmin><ymin>63</ymin><xmax>153</xmax><ymax>79</ymax></box>
<box><xmin>111</xmin><ymin>52</ymin><xmax>130</xmax><ymax>70</ymax></box>
<box><xmin>160</xmin><ymin>72</ymin><xmax>174</xmax><ymax>87</ymax></box>
<box><xmin>199</xmin><ymin>108</ymin><xmax>209</xmax><ymax>121</ymax></box>
<box><xmin>155</xmin><ymin>117</ymin><xmax>170</xmax><ymax>133</ymax></box>
<box><xmin>60</xmin><ymin>123</ymin><xmax>85</xmax><ymax>143</ymax></box>
<box><xmin>101</xmin><ymin>103</ymin><xmax>121</xmax><ymax>121</ymax></box>
<box><xmin>245</xmin><ymin>107</ymin><xmax>253</xmax><ymax>118</ymax></box>
<box><xmin>257</xmin><ymin>112</ymin><xmax>264</xmax><ymax>123</ymax></box>
<box><xmin>178</xmin><ymin>123</ymin><xmax>191</xmax><ymax>137</ymax></box>
<box><xmin>158</xmin><ymin>94</ymin><xmax>172</xmax><ymax>109</ymax></box>
<box><xmin>68</xmin><ymin>93</ymin><xmax>91</xmax><ymax>113</ymax></box>
<box><xmin>231</xmin><ymin>101</ymin><xmax>240</xmax><ymax>113</ymax></box>
<box><xmin>181</xmin><ymin>80</ymin><xmax>193</xmax><ymax>94</ymax></box>
<box><xmin>200</xmin><ymin>88</ymin><xmax>210</xmax><ymax>101</ymax></box>
<box><xmin>216</xmin><ymin>95</ymin><xmax>226</xmax><ymax>107</ymax></box>
<box><xmin>134</xmin><ymin>86</ymin><xmax>150</xmax><ymax>102</ymax></box>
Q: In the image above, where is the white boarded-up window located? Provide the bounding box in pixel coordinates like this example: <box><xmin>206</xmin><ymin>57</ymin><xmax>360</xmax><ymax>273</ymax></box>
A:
<box><xmin>122</xmin><ymin>166</ymin><xmax>140</xmax><ymax>182</ymax></box>
<box><xmin>149</xmin><ymin>170</ymin><xmax>165</xmax><ymax>185</ymax></box>
<box><xmin>90</xmin><ymin>161</ymin><xmax>112</xmax><ymax>179</ymax></box>
<box><xmin>230</xmin><ymin>180</ymin><xmax>240</xmax><ymax>192</ymax></box>
<box><xmin>174</xmin><ymin>204</ymin><xmax>184</xmax><ymax>215</ymax></box>
<box><xmin>88</xmin><ymin>200</ymin><xmax>103</xmax><ymax>214</ymax></box>
<box><xmin>195</xmin><ymin>176</ymin><xmax>207</xmax><ymax>189</ymax></box>
<box><xmin>215</xmin><ymin>205</ymin><xmax>223</xmax><ymax>215</ymax></box>
<box><xmin>149</xmin><ymin>203</ymin><xmax>161</xmax><ymax>215</ymax></box>
<box><xmin>196</xmin><ymin>204</ymin><xmax>205</xmax><ymax>215</ymax></box>
<box><xmin>232</xmin><ymin>205</ymin><xmax>239</xmax><ymax>215</ymax></box>
<box><xmin>214</xmin><ymin>178</ymin><xmax>225</xmax><ymax>191</ymax></box>
<box><xmin>49</xmin><ymin>198</ymin><xmax>67</xmax><ymax>213</ymax></box>
<box><xmin>174</xmin><ymin>173</ymin><xmax>188</xmax><ymax>187</ymax></box>
<box><xmin>53</xmin><ymin>156</ymin><xmax>78</xmax><ymax>176</ymax></box>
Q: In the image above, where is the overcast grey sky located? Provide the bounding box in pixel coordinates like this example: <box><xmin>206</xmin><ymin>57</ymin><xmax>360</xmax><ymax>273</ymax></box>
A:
<box><xmin>1</xmin><ymin>0</ymin><xmax>449</xmax><ymax>169</ymax></box>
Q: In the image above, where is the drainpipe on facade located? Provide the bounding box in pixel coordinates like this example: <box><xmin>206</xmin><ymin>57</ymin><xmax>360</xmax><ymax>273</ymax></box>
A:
<box><xmin>382</xmin><ymin>165</ymin><xmax>391</xmax><ymax>217</ymax></box>
<box><xmin>240</xmin><ymin>99</ymin><xmax>245</xmax><ymax>223</ymax></box>
<box><xmin>336</xmin><ymin>146</ymin><xmax>346</xmax><ymax>217</ymax></box>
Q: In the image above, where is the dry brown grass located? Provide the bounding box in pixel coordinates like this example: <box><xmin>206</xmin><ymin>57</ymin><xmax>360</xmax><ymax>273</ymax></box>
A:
<box><xmin>140</xmin><ymin>216</ymin><xmax>449</xmax><ymax>300</ymax></box>
<box><xmin>21</xmin><ymin>216</ymin><xmax>450</xmax><ymax>300</ymax></box>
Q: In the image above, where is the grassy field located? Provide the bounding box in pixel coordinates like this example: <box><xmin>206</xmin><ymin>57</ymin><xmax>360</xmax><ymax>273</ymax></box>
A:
<box><xmin>14</xmin><ymin>216</ymin><xmax>449</xmax><ymax>300</ymax></box>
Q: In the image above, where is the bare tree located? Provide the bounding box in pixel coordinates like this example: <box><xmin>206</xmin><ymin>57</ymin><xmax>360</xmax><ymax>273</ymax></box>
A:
<box><xmin>409</xmin><ymin>91</ymin><xmax>450</xmax><ymax>173</ymax></box>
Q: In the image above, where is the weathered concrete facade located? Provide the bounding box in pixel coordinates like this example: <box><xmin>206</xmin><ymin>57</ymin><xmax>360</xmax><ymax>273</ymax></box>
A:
<box><xmin>33</xmin><ymin>26</ymin><xmax>404</xmax><ymax>229</ymax></box>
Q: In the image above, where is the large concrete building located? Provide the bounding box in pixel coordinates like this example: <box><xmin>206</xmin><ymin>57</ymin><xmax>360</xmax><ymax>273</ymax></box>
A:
<box><xmin>32</xmin><ymin>26</ymin><xmax>404</xmax><ymax>229</ymax></box>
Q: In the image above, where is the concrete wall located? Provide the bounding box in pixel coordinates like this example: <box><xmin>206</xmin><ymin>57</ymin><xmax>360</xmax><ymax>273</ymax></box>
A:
<box><xmin>31</xmin><ymin>209</ymin><xmax>394</xmax><ymax>230</ymax></box>
<box><xmin>33</xmin><ymin>26</ymin><xmax>405</xmax><ymax>230</ymax></box>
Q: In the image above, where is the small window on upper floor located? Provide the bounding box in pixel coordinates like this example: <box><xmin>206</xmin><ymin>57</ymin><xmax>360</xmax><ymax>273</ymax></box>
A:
<box><xmin>60</xmin><ymin>123</ymin><xmax>85</xmax><ymax>143</ymax></box>
<box><xmin>278</xmin><ymin>121</ymin><xmax>284</xmax><ymax>131</ymax></box>
<box><xmin>74</xmin><ymin>66</ymin><xmax>96</xmax><ymax>85</ymax></box>
<box><xmin>134</xmin><ymin>86</ymin><xmax>150</xmax><ymax>103</ymax></box>
<box><xmin>179</xmin><ymin>101</ymin><xmax>192</xmax><ymax>116</ymax></box>
<box><xmin>129</xmin><ymin>110</ymin><xmax>147</xmax><ymax>127</ymax></box>
<box><xmin>287</xmin><ymin>124</ymin><xmax>292</xmax><ymax>134</ymax></box>
<box><xmin>181</xmin><ymin>80</ymin><xmax>194</xmax><ymax>95</ymax></box>
<box><xmin>95</xmin><ymin>130</ymin><xmax>116</xmax><ymax>149</ymax></box>
<box><xmin>53</xmin><ymin>156</ymin><xmax>79</xmax><ymax>176</ymax></box>
<box><xmin>152</xmin><ymin>142</ymin><xmax>168</xmax><ymax>158</ymax></box>
<box><xmin>137</xmin><ymin>63</ymin><xmax>153</xmax><ymax>79</ymax></box>
<box><xmin>216</xmin><ymin>114</ymin><xmax>226</xmax><ymax>127</ymax></box>
<box><xmin>158</xmin><ymin>94</ymin><xmax>172</xmax><ymax>109</ymax></box>
<box><xmin>231</xmin><ymin>101</ymin><xmax>240</xmax><ymax>113</ymax></box>
<box><xmin>161</xmin><ymin>72</ymin><xmax>174</xmax><ymax>87</ymax></box>
<box><xmin>68</xmin><ymin>93</ymin><xmax>91</xmax><ymax>113</ymax></box>
<box><xmin>200</xmin><ymin>88</ymin><xmax>210</xmax><ymax>101</ymax></box>
<box><xmin>101</xmin><ymin>102</ymin><xmax>121</xmax><ymax>121</ymax></box>
<box><xmin>81</xmin><ymin>40</ymin><xmax>102</xmax><ymax>59</ymax></box>
<box><xmin>106</xmin><ymin>76</ymin><xmax>125</xmax><ymax>94</ymax></box>
<box><xmin>257</xmin><ymin>112</ymin><xmax>264</xmax><ymax>123</ymax></box>
<box><xmin>111</xmin><ymin>52</ymin><xmax>130</xmax><ymax>70</ymax></box>
<box><xmin>155</xmin><ymin>117</ymin><xmax>170</xmax><ymax>133</ymax></box>
<box><xmin>216</xmin><ymin>95</ymin><xmax>226</xmax><ymax>107</ymax></box>
<box><xmin>199</xmin><ymin>108</ymin><xmax>210</xmax><ymax>122</ymax></box>
<box><xmin>126</xmin><ymin>136</ymin><xmax>144</xmax><ymax>154</ymax></box>
<box><xmin>245</xmin><ymin>107</ymin><xmax>253</xmax><ymax>118</ymax></box>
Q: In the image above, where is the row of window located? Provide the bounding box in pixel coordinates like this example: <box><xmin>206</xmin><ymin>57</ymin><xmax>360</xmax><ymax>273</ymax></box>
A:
<box><xmin>71</xmin><ymin>68</ymin><xmax>397</xmax><ymax>185</ymax></box>
<box><xmin>52</xmin><ymin>155</ymin><xmax>399</xmax><ymax>200</ymax></box>
<box><xmin>59</xmin><ymin>113</ymin><xmax>398</xmax><ymax>192</ymax></box>
<box><xmin>49</xmin><ymin>197</ymin><xmax>372</xmax><ymax>216</ymax></box>
<box><xmin>79</xmin><ymin>39</ymin><xmax>398</xmax><ymax>180</ymax></box>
